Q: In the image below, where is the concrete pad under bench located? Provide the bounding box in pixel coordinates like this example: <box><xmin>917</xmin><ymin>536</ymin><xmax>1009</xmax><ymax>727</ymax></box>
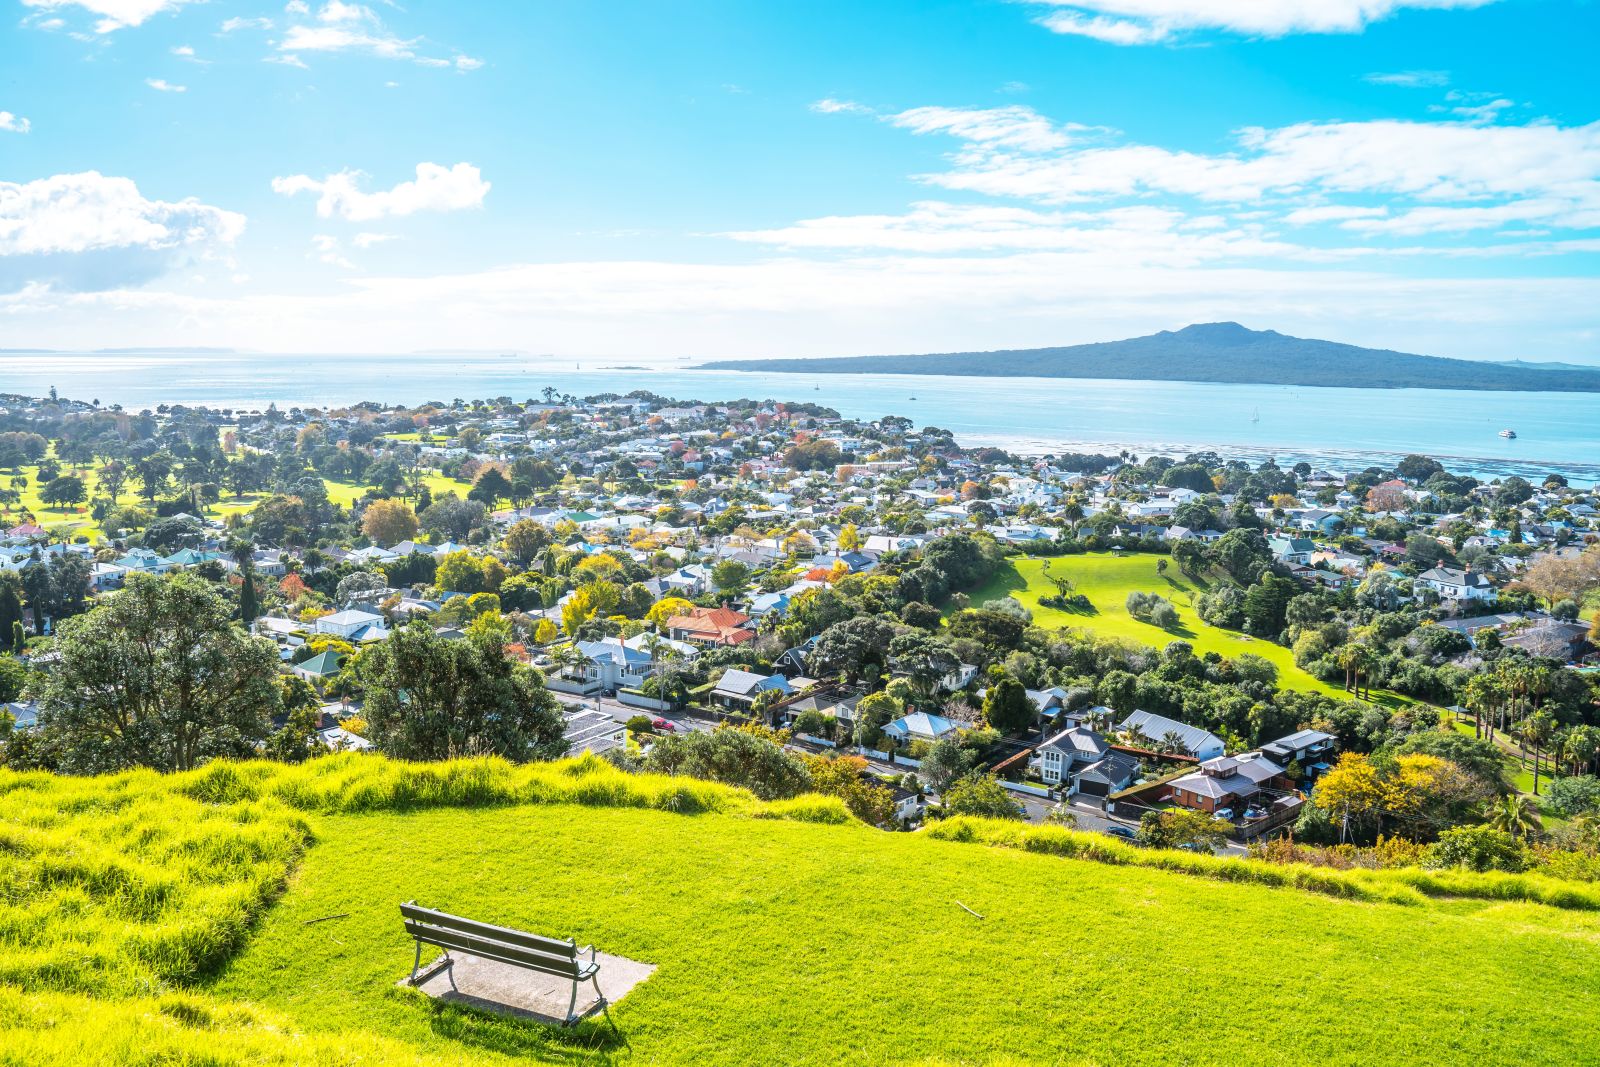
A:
<box><xmin>403</xmin><ymin>950</ymin><xmax>656</xmax><ymax>1026</ymax></box>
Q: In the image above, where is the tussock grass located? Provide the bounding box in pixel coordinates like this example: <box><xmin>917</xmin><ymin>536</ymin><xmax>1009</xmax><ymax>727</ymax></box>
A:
<box><xmin>925</xmin><ymin>816</ymin><xmax>1600</xmax><ymax>911</ymax></box>
<box><xmin>0</xmin><ymin>986</ymin><xmax>468</xmax><ymax>1066</ymax></box>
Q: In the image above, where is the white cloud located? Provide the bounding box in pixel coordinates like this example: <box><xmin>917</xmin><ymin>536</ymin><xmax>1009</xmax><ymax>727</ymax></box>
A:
<box><xmin>1344</xmin><ymin>199</ymin><xmax>1600</xmax><ymax>236</ymax></box>
<box><xmin>145</xmin><ymin>78</ymin><xmax>186</xmax><ymax>92</ymax></box>
<box><xmin>171</xmin><ymin>44</ymin><xmax>192</xmax><ymax>55</ymax></box>
<box><xmin>887</xmin><ymin>105</ymin><xmax>1076</xmax><ymax>153</ymax></box>
<box><xmin>810</xmin><ymin>98</ymin><xmax>872</xmax><ymax>115</ymax></box>
<box><xmin>273</xmin><ymin>1</ymin><xmax>476</xmax><ymax>68</ymax></box>
<box><xmin>725</xmin><ymin>201</ymin><xmax>1330</xmax><ymax>265</ymax></box>
<box><xmin>220</xmin><ymin>16</ymin><xmax>272</xmax><ymax>32</ymax></box>
<box><xmin>317</xmin><ymin>0</ymin><xmax>373</xmax><ymax>23</ymax></box>
<box><xmin>1030</xmin><ymin>1</ymin><xmax>1496</xmax><ymax>45</ymax></box>
<box><xmin>352</xmin><ymin>231</ymin><xmax>396</xmax><ymax>248</ymax></box>
<box><xmin>1364</xmin><ymin>70</ymin><xmax>1450</xmax><ymax>88</ymax></box>
<box><xmin>265</xmin><ymin>53</ymin><xmax>309</xmax><ymax>68</ymax></box>
<box><xmin>279</xmin><ymin>24</ymin><xmax>418</xmax><ymax>60</ymax></box>
<box><xmin>892</xmin><ymin>110</ymin><xmax>1600</xmax><ymax>237</ymax></box>
<box><xmin>21</xmin><ymin>0</ymin><xmax>196</xmax><ymax>33</ymax></box>
<box><xmin>0</xmin><ymin>112</ymin><xmax>31</xmax><ymax>134</ymax></box>
<box><xmin>271</xmin><ymin>162</ymin><xmax>490</xmax><ymax>221</ymax></box>
<box><xmin>1283</xmin><ymin>205</ymin><xmax>1389</xmax><ymax>225</ymax></box>
<box><xmin>1037</xmin><ymin>10</ymin><xmax>1170</xmax><ymax>44</ymax></box>
<box><xmin>310</xmin><ymin>234</ymin><xmax>354</xmax><ymax>269</ymax></box>
<box><xmin>0</xmin><ymin>171</ymin><xmax>243</xmax><ymax>292</ymax></box>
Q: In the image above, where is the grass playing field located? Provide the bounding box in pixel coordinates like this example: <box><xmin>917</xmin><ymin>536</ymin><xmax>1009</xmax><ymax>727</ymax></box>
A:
<box><xmin>963</xmin><ymin>552</ymin><xmax>1418</xmax><ymax>704</ymax></box>
<box><xmin>3</xmin><ymin>754</ymin><xmax>1597</xmax><ymax>1066</ymax></box>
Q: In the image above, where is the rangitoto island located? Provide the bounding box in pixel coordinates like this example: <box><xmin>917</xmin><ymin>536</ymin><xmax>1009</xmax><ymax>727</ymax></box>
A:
<box><xmin>699</xmin><ymin>322</ymin><xmax>1600</xmax><ymax>392</ymax></box>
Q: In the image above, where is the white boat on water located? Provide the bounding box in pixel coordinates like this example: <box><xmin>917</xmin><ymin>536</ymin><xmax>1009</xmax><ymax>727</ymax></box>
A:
<box><xmin>1499</xmin><ymin>429</ymin><xmax>1517</xmax><ymax>439</ymax></box>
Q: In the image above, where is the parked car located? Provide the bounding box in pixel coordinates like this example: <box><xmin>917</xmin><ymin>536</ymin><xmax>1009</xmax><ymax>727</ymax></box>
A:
<box><xmin>1105</xmin><ymin>825</ymin><xmax>1138</xmax><ymax>842</ymax></box>
<box><xmin>651</xmin><ymin>717</ymin><xmax>677</xmax><ymax>732</ymax></box>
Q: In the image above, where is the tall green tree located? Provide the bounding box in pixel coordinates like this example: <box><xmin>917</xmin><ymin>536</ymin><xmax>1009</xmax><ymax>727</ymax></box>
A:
<box><xmin>229</xmin><ymin>539</ymin><xmax>260</xmax><ymax>624</ymax></box>
<box><xmin>357</xmin><ymin>619</ymin><xmax>566</xmax><ymax>761</ymax></box>
<box><xmin>983</xmin><ymin>675</ymin><xmax>1034</xmax><ymax>735</ymax></box>
<box><xmin>38</xmin><ymin>572</ymin><xmax>281</xmax><ymax>773</ymax></box>
<box><xmin>0</xmin><ymin>573</ymin><xmax>23</xmax><ymax>644</ymax></box>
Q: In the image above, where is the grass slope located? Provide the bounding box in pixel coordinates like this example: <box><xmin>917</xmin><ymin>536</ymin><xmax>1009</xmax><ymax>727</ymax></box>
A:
<box><xmin>212</xmin><ymin>804</ymin><xmax>1600</xmax><ymax>1067</ymax></box>
<box><xmin>6</xmin><ymin>755</ymin><xmax>1598</xmax><ymax>1066</ymax></box>
<box><xmin>967</xmin><ymin>553</ymin><xmax>1409</xmax><ymax>704</ymax></box>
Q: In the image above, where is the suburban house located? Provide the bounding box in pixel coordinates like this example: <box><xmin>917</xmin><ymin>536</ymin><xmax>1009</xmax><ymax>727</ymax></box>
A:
<box><xmin>881</xmin><ymin>710</ymin><xmax>959</xmax><ymax>745</ymax></box>
<box><xmin>314</xmin><ymin>608</ymin><xmax>389</xmax><ymax>642</ymax></box>
<box><xmin>710</xmin><ymin>668</ymin><xmax>795</xmax><ymax>710</ymax></box>
<box><xmin>1073</xmin><ymin>752</ymin><xmax>1141</xmax><ymax>799</ymax></box>
<box><xmin>292</xmin><ymin>650</ymin><xmax>344</xmax><ymax>684</ymax></box>
<box><xmin>781</xmin><ymin>689</ymin><xmax>862</xmax><ymax>728</ymax></box>
<box><xmin>666</xmin><ymin>605</ymin><xmax>756</xmax><ymax>647</ymax></box>
<box><xmin>1267</xmin><ymin>536</ymin><xmax>1317</xmax><ymax>565</ymax></box>
<box><xmin>1415</xmin><ymin>566</ymin><xmax>1498</xmax><ymax>603</ymax></box>
<box><xmin>1500</xmin><ymin>618</ymin><xmax>1592</xmax><ymax>661</ymax></box>
<box><xmin>563</xmin><ymin>637</ymin><xmax>660</xmax><ymax>693</ymax></box>
<box><xmin>1032</xmin><ymin>726</ymin><xmax>1108</xmax><ymax>785</ymax></box>
<box><xmin>1117</xmin><ymin>710</ymin><xmax>1225</xmax><ymax>761</ymax></box>
<box><xmin>1260</xmin><ymin>728</ymin><xmax>1336</xmax><ymax>773</ymax></box>
<box><xmin>561</xmin><ymin>707</ymin><xmax>627</xmax><ymax>756</ymax></box>
<box><xmin>1167</xmin><ymin>752</ymin><xmax>1290</xmax><ymax>817</ymax></box>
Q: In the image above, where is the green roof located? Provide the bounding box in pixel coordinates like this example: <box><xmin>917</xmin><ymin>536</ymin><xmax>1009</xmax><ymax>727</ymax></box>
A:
<box><xmin>296</xmin><ymin>650</ymin><xmax>344</xmax><ymax>676</ymax></box>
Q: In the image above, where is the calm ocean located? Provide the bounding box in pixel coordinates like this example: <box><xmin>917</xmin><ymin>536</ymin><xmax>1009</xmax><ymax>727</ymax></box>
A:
<box><xmin>3</xmin><ymin>351</ymin><xmax>1596</xmax><ymax>482</ymax></box>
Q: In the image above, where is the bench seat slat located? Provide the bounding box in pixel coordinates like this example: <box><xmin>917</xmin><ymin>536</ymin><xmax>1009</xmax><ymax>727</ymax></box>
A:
<box><xmin>400</xmin><ymin>902</ymin><xmax>577</xmax><ymax>959</ymax></box>
<box><xmin>403</xmin><ymin>921</ymin><xmax>595</xmax><ymax>979</ymax></box>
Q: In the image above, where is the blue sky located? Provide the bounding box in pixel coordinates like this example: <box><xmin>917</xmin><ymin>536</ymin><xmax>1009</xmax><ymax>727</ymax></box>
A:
<box><xmin>3</xmin><ymin>0</ymin><xmax>1599</xmax><ymax>361</ymax></box>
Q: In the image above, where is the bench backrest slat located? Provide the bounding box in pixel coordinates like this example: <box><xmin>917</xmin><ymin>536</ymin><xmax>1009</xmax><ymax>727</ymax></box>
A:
<box><xmin>400</xmin><ymin>902</ymin><xmax>577</xmax><ymax>959</ymax></box>
<box><xmin>403</xmin><ymin>920</ymin><xmax>587</xmax><ymax>978</ymax></box>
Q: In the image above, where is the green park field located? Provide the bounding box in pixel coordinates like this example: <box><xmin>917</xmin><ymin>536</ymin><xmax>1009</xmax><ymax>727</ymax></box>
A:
<box><xmin>0</xmin><ymin>456</ymin><xmax>472</xmax><ymax>543</ymax></box>
<box><xmin>3</xmin><ymin>754</ymin><xmax>1597</xmax><ymax>1066</ymax></box>
<box><xmin>965</xmin><ymin>552</ymin><xmax>1385</xmax><ymax>700</ymax></box>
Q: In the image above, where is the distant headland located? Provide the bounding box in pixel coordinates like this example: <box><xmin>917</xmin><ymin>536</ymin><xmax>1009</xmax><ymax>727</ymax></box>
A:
<box><xmin>697</xmin><ymin>322</ymin><xmax>1600</xmax><ymax>392</ymax></box>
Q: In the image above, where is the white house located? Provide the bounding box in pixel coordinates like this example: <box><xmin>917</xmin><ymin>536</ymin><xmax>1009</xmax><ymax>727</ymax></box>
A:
<box><xmin>315</xmin><ymin>608</ymin><xmax>389</xmax><ymax>641</ymax></box>
<box><xmin>1415</xmin><ymin>566</ymin><xmax>1498</xmax><ymax>603</ymax></box>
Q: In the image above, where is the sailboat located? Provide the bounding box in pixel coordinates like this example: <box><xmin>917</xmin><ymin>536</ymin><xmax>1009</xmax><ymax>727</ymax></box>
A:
<box><xmin>1251</xmin><ymin>407</ymin><xmax>1260</xmax><ymax>424</ymax></box>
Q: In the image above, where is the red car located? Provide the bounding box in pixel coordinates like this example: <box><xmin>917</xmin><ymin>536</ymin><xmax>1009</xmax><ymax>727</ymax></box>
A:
<box><xmin>651</xmin><ymin>717</ymin><xmax>677</xmax><ymax>732</ymax></box>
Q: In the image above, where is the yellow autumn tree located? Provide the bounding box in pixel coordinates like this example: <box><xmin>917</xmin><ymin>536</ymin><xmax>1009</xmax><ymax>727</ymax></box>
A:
<box><xmin>646</xmin><ymin>596</ymin><xmax>695</xmax><ymax>626</ymax></box>
<box><xmin>1311</xmin><ymin>753</ymin><xmax>1385</xmax><ymax>841</ymax></box>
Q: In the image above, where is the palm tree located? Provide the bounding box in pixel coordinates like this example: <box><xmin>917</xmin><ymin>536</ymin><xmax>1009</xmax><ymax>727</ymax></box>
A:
<box><xmin>1483</xmin><ymin>795</ymin><xmax>1543</xmax><ymax>840</ymax></box>
<box><xmin>1521</xmin><ymin>709</ymin><xmax>1556</xmax><ymax>795</ymax></box>
<box><xmin>1463</xmin><ymin>673</ymin><xmax>1502</xmax><ymax>742</ymax></box>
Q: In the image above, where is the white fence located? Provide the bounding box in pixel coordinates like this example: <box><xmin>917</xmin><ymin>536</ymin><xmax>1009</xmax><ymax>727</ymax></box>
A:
<box><xmin>617</xmin><ymin>689</ymin><xmax>673</xmax><ymax>712</ymax></box>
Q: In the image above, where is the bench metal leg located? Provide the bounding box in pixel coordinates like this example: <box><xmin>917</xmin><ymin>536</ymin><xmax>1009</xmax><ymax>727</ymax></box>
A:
<box><xmin>566</xmin><ymin>977</ymin><xmax>579</xmax><ymax>1027</ymax></box>
<box><xmin>410</xmin><ymin>941</ymin><xmax>422</xmax><ymax>984</ymax></box>
<box><xmin>592</xmin><ymin>973</ymin><xmax>615</xmax><ymax>1031</ymax></box>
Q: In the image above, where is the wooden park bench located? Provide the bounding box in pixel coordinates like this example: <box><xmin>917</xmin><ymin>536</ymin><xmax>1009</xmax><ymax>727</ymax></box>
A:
<box><xmin>399</xmin><ymin>901</ymin><xmax>608</xmax><ymax>1027</ymax></box>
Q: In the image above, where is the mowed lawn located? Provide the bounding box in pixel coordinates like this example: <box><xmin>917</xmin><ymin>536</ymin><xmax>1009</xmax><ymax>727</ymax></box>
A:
<box><xmin>966</xmin><ymin>553</ymin><xmax>1364</xmax><ymax>698</ymax></box>
<box><xmin>1</xmin><ymin>460</ymin><xmax>269</xmax><ymax>543</ymax></box>
<box><xmin>323</xmin><ymin>473</ymin><xmax>471</xmax><ymax>510</ymax></box>
<box><xmin>208</xmin><ymin>803</ymin><xmax>1600</xmax><ymax>1067</ymax></box>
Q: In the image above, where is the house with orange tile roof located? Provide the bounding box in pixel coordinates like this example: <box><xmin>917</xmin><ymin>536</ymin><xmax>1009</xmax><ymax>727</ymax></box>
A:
<box><xmin>665</xmin><ymin>604</ymin><xmax>756</xmax><ymax>647</ymax></box>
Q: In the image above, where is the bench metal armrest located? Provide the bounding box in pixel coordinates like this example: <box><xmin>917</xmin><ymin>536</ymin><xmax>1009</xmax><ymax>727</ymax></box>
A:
<box><xmin>579</xmin><ymin>943</ymin><xmax>598</xmax><ymax>964</ymax></box>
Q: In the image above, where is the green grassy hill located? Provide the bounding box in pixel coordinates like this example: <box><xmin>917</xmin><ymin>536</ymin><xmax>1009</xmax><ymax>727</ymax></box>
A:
<box><xmin>3</xmin><ymin>755</ymin><xmax>1597</xmax><ymax>1066</ymax></box>
<box><xmin>965</xmin><ymin>552</ymin><xmax>1412</xmax><ymax>705</ymax></box>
